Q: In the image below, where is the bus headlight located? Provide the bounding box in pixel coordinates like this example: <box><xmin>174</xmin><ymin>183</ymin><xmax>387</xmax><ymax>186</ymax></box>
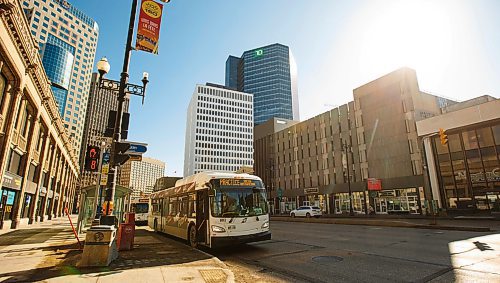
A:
<box><xmin>211</xmin><ymin>225</ymin><xmax>226</xmax><ymax>233</ymax></box>
<box><xmin>261</xmin><ymin>221</ymin><xmax>269</xmax><ymax>229</ymax></box>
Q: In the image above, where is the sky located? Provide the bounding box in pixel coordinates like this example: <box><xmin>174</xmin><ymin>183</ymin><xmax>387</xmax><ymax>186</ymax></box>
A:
<box><xmin>74</xmin><ymin>0</ymin><xmax>500</xmax><ymax>176</ymax></box>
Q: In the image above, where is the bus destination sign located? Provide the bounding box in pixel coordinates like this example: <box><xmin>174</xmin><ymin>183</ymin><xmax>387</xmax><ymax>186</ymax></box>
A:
<box><xmin>219</xmin><ymin>179</ymin><xmax>257</xmax><ymax>188</ymax></box>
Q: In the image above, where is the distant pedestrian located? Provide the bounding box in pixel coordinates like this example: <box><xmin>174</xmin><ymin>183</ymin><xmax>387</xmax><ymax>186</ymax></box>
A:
<box><xmin>369</xmin><ymin>205</ymin><xmax>375</xmax><ymax>215</ymax></box>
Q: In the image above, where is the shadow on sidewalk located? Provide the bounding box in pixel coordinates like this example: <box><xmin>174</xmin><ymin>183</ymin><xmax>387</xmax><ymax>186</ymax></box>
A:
<box><xmin>0</xmin><ymin>228</ymin><xmax>69</xmax><ymax>247</ymax></box>
<box><xmin>0</xmin><ymin>228</ymin><xmax>214</xmax><ymax>282</ymax></box>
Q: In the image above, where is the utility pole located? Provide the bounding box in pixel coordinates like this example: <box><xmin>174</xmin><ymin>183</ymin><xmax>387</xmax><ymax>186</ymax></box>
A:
<box><xmin>343</xmin><ymin>140</ymin><xmax>354</xmax><ymax>216</ymax></box>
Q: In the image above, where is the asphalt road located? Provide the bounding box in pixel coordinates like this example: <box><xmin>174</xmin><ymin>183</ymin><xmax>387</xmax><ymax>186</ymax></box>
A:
<box><xmin>212</xmin><ymin>221</ymin><xmax>500</xmax><ymax>283</ymax></box>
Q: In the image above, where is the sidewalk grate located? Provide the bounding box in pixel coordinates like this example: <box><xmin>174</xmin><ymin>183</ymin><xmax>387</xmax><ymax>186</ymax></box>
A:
<box><xmin>199</xmin><ymin>269</ymin><xmax>227</xmax><ymax>283</ymax></box>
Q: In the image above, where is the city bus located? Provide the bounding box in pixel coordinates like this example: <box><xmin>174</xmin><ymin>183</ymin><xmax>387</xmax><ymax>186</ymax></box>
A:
<box><xmin>148</xmin><ymin>171</ymin><xmax>271</xmax><ymax>248</ymax></box>
<box><xmin>131</xmin><ymin>198</ymin><xmax>149</xmax><ymax>225</ymax></box>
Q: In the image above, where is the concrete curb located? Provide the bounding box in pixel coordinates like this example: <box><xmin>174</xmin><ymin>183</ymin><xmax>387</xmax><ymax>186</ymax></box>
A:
<box><xmin>271</xmin><ymin>217</ymin><xmax>491</xmax><ymax>232</ymax></box>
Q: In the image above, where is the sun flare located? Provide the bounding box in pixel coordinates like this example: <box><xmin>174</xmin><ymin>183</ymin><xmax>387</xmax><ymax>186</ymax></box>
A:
<box><xmin>359</xmin><ymin>0</ymin><xmax>454</xmax><ymax>75</ymax></box>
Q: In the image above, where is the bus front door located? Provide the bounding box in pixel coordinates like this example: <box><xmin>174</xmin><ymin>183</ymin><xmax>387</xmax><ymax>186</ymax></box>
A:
<box><xmin>196</xmin><ymin>190</ymin><xmax>209</xmax><ymax>245</ymax></box>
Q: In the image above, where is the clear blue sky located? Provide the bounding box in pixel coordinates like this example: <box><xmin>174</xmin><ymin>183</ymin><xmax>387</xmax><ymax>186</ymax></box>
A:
<box><xmin>74</xmin><ymin>0</ymin><xmax>500</xmax><ymax>176</ymax></box>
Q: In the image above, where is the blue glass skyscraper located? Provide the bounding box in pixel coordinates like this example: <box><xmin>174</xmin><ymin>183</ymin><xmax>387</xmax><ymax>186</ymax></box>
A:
<box><xmin>40</xmin><ymin>34</ymin><xmax>75</xmax><ymax>117</ymax></box>
<box><xmin>226</xmin><ymin>43</ymin><xmax>299</xmax><ymax>125</ymax></box>
<box><xmin>23</xmin><ymin>0</ymin><xmax>99</xmax><ymax>157</ymax></box>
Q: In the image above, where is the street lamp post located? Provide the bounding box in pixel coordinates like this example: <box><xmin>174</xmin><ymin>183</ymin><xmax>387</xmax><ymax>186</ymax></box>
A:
<box><xmin>343</xmin><ymin>140</ymin><xmax>355</xmax><ymax>216</ymax></box>
<box><xmin>95</xmin><ymin>0</ymin><xmax>149</xmax><ymax>225</ymax></box>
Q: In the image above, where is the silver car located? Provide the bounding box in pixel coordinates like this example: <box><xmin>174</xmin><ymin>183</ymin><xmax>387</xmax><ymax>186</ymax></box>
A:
<box><xmin>290</xmin><ymin>206</ymin><xmax>322</xmax><ymax>218</ymax></box>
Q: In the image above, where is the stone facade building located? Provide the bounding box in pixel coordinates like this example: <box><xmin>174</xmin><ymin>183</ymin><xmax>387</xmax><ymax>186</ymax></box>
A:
<box><xmin>0</xmin><ymin>0</ymin><xmax>79</xmax><ymax>230</ymax></box>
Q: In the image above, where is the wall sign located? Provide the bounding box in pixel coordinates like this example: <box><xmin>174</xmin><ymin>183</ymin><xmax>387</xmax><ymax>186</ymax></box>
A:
<box><xmin>2</xmin><ymin>172</ymin><xmax>22</xmax><ymax>190</ymax></box>
<box><xmin>304</xmin><ymin>188</ymin><xmax>319</xmax><ymax>195</ymax></box>
<box><xmin>367</xmin><ymin>178</ymin><xmax>382</xmax><ymax>191</ymax></box>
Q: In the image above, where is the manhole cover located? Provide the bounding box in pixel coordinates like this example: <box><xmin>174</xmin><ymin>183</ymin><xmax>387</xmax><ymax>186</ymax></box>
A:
<box><xmin>312</xmin><ymin>256</ymin><xmax>344</xmax><ymax>264</ymax></box>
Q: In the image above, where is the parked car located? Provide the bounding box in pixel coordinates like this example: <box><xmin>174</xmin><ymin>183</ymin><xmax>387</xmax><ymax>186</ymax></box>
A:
<box><xmin>290</xmin><ymin>206</ymin><xmax>322</xmax><ymax>218</ymax></box>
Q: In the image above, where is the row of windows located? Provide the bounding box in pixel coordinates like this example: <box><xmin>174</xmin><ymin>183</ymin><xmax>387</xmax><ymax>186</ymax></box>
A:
<box><xmin>196</xmin><ymin>128</ymin><xmax>253</xmax><ymax>138</ymax></box>
<box><xmin>196</xmin><ymin>135</ymin><xmax>253</xmax><ymax>146</ymax></box>
<box><xmin>194</xmin><ymin>149</ymin><xmax>251</xmax><ymax>158</ymax></box>
<box><xmin>197</xmin><ymin>87</ymin><xmax>252</xmax><ymax>103</ymax></box>
<box><xmin>151</xmin><ymin>194</ymin><xmax>195</xmax><ymax>218</ymax></box>
<box><xmin>195</xmin><ymin>142</ymin><xmax>252</xmax><ymax>153</ymax></box>
<box><xmin>195</xmin><ymin>156</ymin><xmax>252</xmax><ymax>164</ymax></box>
<box><xmin>196</xmin><ymin>121</ymin><xmax>251</xmax><ymax>133</ymax></box>
<box><xmin>196</xmin><ymin>108</ymin><xmax>251</xmax><ymax>120</ymax></box>
<box><xmin>196</xmin><ymin>134</ymin><xmax>252</xmax><ymax>143</ymax></box>
<box><xmin>197</xmin><ymin>93</ymin><xmax>251</xmax><ymax>108</ymax></box>
<box><xmin>196</xmin><ymin>102</ymin><xmax>252</xmax><ymax>115</ymax></box>
<box><xmin>194</xmin><ymin>162</ymin><xmax>252</xmax><ymax>173</ymax></box>
<box><xmin>196</xmin><ymin>115</ymin><xmax>252</xmax><ymax>127</ymax></box>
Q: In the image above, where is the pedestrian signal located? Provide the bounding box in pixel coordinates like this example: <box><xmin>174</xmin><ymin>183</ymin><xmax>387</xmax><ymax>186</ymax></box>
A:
<box><xmin>84</xmin><ymin>145</ymin><xmax>100</xmax><ymax>172</ymax></box>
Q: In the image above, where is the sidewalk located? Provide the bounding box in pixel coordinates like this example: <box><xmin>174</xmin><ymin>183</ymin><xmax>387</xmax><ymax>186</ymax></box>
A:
<box><xmin>270</xmin><ymin>215</ymin><xmax>500</xmax><ymax>232</ymax></box>
<box><xmin>0</xmin><ymin>217</ymin><xmax>234</xmax><ymax>283</ymax></box>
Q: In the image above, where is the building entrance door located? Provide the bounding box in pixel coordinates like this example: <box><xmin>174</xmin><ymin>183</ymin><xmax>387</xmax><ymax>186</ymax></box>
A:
<box><xmin>374</xmin><ymin>198</ymin><xmax>387</xmax><ymax>214</ymax></box>
<box><xmin>334</xmin><ymin>198</ymin><xmax>342</xmax><ymax>214</ymax></box>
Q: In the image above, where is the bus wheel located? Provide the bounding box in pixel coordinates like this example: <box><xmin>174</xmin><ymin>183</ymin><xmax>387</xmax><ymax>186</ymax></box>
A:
<box><xmin>188</xmin><ymin>225</ymin><xmax>198</xmax><ymax>249</ymax></box>
<box><xmin>306</xmin><ymin>212</ymin><xmax>311</xmax><ymax>218</ymax></box>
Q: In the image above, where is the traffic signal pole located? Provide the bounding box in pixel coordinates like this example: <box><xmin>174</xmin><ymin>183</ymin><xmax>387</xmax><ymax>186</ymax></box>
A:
<box><xmin>102</xmin><ymin>0</ymin><xmax>138</xmax><ymax>221</ymax></box>
<box><xmin>92</xmin><ymin>143</ymin><xmax>105</xmax><ymax>219</ymax></box>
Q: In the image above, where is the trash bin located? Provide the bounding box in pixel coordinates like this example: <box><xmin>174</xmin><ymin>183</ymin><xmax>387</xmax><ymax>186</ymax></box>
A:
<box><xmin>79</xmin><ymin>225</ymin><xmax>118</xmax><ymax>267</ymax></box>
<box><xmin>117</xmin><ymin>223</ymin><xmax>135</xmax><ymax>250</ymax></box>
<box><xmin>125</xmin><ymin>212</ymin><xmax>135</xmax><ymax>225</ymax></box>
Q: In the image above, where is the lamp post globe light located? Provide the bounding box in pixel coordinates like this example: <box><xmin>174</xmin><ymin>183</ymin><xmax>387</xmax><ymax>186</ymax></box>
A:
<box><xmin>97</xmin><ymin>57</ymin><xmax>110</xmax><ymax>78</ymax></box>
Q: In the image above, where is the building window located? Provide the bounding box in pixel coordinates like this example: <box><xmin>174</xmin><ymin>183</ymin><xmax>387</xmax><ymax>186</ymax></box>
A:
<box><xmin>0</xmin><ymin>74</ymin><xmax>6</xmax><ymax>110</ymax></box>
<box><xmin>7</xmin><ymin>150</ymin><xmax>23</xmax><ymax>175</ymax></box>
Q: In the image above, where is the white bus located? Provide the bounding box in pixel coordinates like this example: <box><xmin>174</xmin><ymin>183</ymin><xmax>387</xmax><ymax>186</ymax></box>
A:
<box><xmin>148</xmin><ymin>171</ymin><xmax>271</xmax><ymax>248</ymax></box>
<box><xmin>131</xmin><ymin>198</ymin><xmax>149</xmax><ymax>224</ymax></box>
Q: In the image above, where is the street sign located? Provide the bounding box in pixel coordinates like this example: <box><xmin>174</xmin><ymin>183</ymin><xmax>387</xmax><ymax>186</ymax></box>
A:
<box><xmin>124</xmin><ymin>141</ymin><xmax>148</xmax><ymax>155</ymax></box>
<box><xmin>100</xmin><ymin>173</ymin><xmax>108</xmax><ymax>186</ymax></box>
<box><xmin>101</xmin><ymin>164</ymin><xmax>109</xmax><ymax>175</ymax></box>
<box><xmin>277</xmin><ymin>188</ymin><xmax>283</xmax><ymax>198</ymax></box>
<box><xmin>102</xmin><ymin>152</ymin><xmax>110</xmax><ymax>164</ymax></box>
<box><xmin>129</xmin><ymin>155</ymin><xmax>142</xmax><ymax>162</ymax></box>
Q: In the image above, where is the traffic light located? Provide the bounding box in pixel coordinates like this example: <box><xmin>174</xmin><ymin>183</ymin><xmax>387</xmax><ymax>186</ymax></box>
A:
<box><xmin>84</xmin><ymin>145</ymin><xmax>100</xmax><ymax>172</ymax></box>
<box><xmin>114</xmin><ymin>142</ymin><xmax>131</xmax><ymax>166</ymax></box>
<box><xmin>439</xmin><ymin>128</ymin><xmax>448</xmax><ymax>146</ymax></box>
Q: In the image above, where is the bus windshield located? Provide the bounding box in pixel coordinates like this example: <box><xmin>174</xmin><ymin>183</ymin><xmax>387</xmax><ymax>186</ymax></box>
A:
<box><xmin>211</xmin><ymin>179</ymin><xmax>268</xmax><ymax>218</ymax></box>
<box><xmin>132</xmin><ymin>203</ymin><xmax>149</xmax><ymax>214</ymax></box>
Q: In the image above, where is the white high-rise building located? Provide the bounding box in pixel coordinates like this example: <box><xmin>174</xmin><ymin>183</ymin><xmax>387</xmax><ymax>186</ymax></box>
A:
<box><xmin>120</xmin><ymin>157</ymin><xmax>165</xmax><ymax>198</ymax></box>
<box><xmin>184</xmin><ymin>83</ymin><xmax>254</xmax><ymax>176</ymax></box>
<box><xmin>22</xmin><ymin>0</ymin><xmax>99</xmax><ymax>156</ymax></box>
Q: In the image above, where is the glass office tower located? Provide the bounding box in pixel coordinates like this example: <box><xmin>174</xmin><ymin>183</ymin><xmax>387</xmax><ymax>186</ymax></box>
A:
<box><xmin>22</xmin><ymin>0</ymin><xmax>99</xmax><ymax>156</ymax></box>
<box><xmin>40</xmin><ymin>34</ymin><xmax>75</xmax><ymax>117</ymax></box>
<box><xmin>226</xmin><ymin>43</ymin><xmax>299</xmax><ymax>125</ymax></box>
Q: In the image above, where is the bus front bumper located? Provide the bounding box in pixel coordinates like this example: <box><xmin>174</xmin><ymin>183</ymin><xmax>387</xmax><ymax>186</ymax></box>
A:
<box><xmin>211</xmin><ymin>231</ymin><xmax>271</xmax><ymax>247</ymax></box>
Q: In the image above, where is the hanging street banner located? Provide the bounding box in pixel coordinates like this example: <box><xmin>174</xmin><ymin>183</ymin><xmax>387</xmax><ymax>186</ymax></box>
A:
<box><xmin>136</xmin><ymin>0</ymin><xmax>163</xmax><ymax>54</ymax></box>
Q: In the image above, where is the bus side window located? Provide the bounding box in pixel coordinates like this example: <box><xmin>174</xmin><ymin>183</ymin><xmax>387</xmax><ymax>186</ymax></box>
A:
<box><xmin>179</xmin><ymin>195</ymin><xmax>188</xmax><ymax>217</ymax></box>
<box><xmin>162</xmin><ymin>197</ymin><xmax>169</xmax><ymax>216</ymax></box>
<box><xmin>169</xmin><ymin>197</ymin><xmax>177</xmax><ymax>216</ymax></box>
<box><xmin>153</xmin><ymin>200</ymin><xmax>159</xmax><ymax>213</ymax></box>
<box><xmin>188</xmin><ymin>193</ymin><xmax>195</xmax><ymax>218</ymax></box>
